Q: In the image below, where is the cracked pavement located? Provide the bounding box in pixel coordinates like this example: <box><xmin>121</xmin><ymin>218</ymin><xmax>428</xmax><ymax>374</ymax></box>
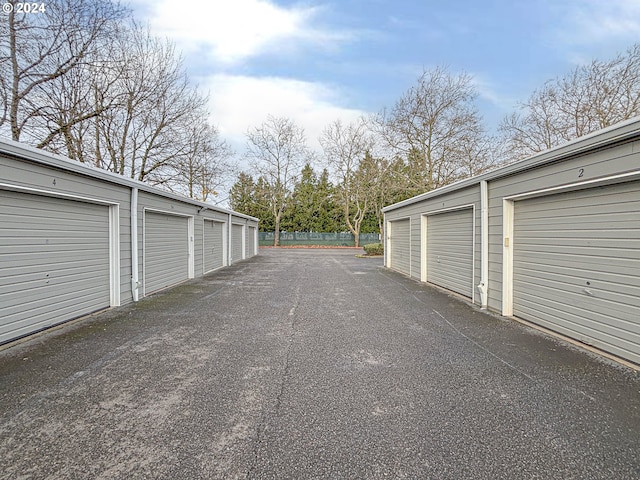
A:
<box><xmin>1</xmin><ymin>248</ymin><xmax>639</xmax><ymax>479</ymax></box>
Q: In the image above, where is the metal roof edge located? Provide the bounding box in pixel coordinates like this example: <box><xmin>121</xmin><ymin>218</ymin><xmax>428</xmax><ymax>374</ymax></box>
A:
<box><xmin>0</xmin><ymin>136</ymin><xmax>259</xmax><ymax>222</ymax></box>
<box><xmin>382</xmin><ymin>116</ymin><xmax>640</xmax><ymax>213</ymax></box>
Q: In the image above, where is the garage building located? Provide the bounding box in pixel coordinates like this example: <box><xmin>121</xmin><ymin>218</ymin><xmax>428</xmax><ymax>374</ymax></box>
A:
<box><xmin>0</xmin><ymin>139</ymin><xmax>259</xmax><ymax>345</ymax></box>
<box><xmin>383</xmin><ymin>117</ymin><xmax>640</xmax><ymax>366</ymax></box>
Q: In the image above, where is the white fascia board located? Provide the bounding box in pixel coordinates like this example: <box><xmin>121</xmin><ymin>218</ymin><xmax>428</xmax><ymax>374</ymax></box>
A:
<box><xmin>382</xmin><ymin>115</ymin><xmax>640</xmax><ymax>213</ymax></box>
<box><xmin>0</xmin><ymin>136</ymin><xmax>259</xmax><ymax>222</ymax></box>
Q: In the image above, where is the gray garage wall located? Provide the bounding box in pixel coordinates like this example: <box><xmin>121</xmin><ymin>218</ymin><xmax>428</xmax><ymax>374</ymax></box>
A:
<box><xmin>0</xmin><ymin>139</ymin><xmax>259</xmax><ymax>345</ymax></box>
<box><xmin>486</xmin><ymin>140</ymin><xmax>639</xmax><ymax>312</ymax></box>
<box><xmin>382</xmin><ymin>117</ymin><xmax>640</xmax><ymax>365</ymax></box>
<box><xmin>384</xmin><ymin>185</ymin><xmax>481</xmax><ymax>299</ymax></box>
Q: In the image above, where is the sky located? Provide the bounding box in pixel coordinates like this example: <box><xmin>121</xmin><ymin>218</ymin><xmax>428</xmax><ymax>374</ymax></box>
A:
<box><xmin>127</xmin><ymin>0</ymin><xmax>640</xmax><ymax>154</ymax></box>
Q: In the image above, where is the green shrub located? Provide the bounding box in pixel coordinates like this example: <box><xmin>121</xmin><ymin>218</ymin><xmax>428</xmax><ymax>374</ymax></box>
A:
<box><xmin>363</xmin><ymin>243</ymin><xmax>384</xmax><ymax>256</ymax></box>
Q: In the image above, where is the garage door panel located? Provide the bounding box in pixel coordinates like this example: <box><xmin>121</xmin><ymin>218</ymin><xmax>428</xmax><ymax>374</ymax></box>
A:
<box><xmin>515</xmin><ymin>255</ymin><xmax>640</xmax><ymax>279</ymax></box>
<box><xmin>515</xmin><ymin>292</ymin><xmax>636</xmax><ymax>337</ymax></box>
<box><xmin>516</xmin><ymin>227</ymin><xmax>637</xmax><ymax>241</ymax></box>
<box><xmin>514</xmin><ymin>305</ymin><xmax>640</xmax><ymax>359</ymax></box>
<box><xmin>3</xmin><ymin>224</ymin><xmax>110</xmax><ymax>239</ymax></box>
<box><xmin>518</xmin><ymin>185</ymin><xmax>637</xmax><ymax>208</ymax></box>
<box><xmin>427</xmin><ymin>209</ymin><xmax>473</xmax><ymax>298</ymax></box>
<box><xmin>513</xmin><ymin>181</ymin><xmax>640</xmax><ymax>363</ymax></box>
<box><xmin>1</xmin><ymin>290</ymin><xmax>110</xmax><ymax>334</ymax></box>
<box><xmin>515</xmin><ymin>253</ymin><xmax>639</xmax><ymax>275</ymax></box>
<box><xmin>515</xmin><ymin>292</ymin><xmax>640</xmax><ymax>340</ymax></box>
<box><xmin>429</xmin><ymin>271</ymin><xmax>470</xmax><ymax>290</ymax></box>
<box><xmin>246</xmin><ymin>226</ymin><xmax>256</xmax><ymax>258</ymax></box>
<box><xmin>232</xmin><ymin>224</ymin><xmax>243</xmax><ymax>264</ymax></box>
<box><xmin>514</xmin><ymin>278</ymin><xmax>639</xmax><ymax>320</ymax></box>
<box><xmin>0</xmin><ymin>190</ymin><xmax>112</xmax><ymax>344</ymax></box>
<box><xmin>389</xmin><ymin>219</ymin><xmax>410</xmax><ymax>275</ymax></box>
<box><xmin>514</xmin><ymin>263</ymin><xmax>640</xmax><ymax>295</ymax></box>
<box><xmin>204</xmin><ymin>220</ymin><xmax>224</xmax><ymax>272</ymax></box>
<box><xmin>2</xmin><ymin>243</ymin><xmax>111</xmax><ymax>260</ymax></box>
<box><xmin>2</xmin><ymin>214</ymin><xmax>111</xmax><ymax>226</ymax></box>
<box><xmin>3</xmin><ymin>252</ymin><xmax>113</xmax><ymax>270</ymax></box>
<box><xmin>515</xmin><ymin>243</ymin><xmax>639</xmax><ymax>259</ymax></box>
<box><xmin>516</xmin><ymin>204</ymin><xmax>631</xmax><ymax>220</ymax></box>
<box><xmin>145</xmin><ymin>212</ymin><xmax>189</xmax><ymax>294</ymax></box>
<box><xmin>1</xmin><ymin>263</ymin><xmax>114</xmax><ymax>290</ymax></box>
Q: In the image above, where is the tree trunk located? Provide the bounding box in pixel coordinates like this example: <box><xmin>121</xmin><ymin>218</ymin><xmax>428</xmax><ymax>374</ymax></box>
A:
<box><xmin>274</xmin><ymin>215</ymin><xmax>280</xmax><ymax>247</ymax></box>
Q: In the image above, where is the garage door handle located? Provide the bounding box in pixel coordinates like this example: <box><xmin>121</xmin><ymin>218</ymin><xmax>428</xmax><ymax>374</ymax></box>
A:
<box><xmin>582</xmin><ymin>288</ymin><xmax>594</xmax><ymax>296</ymax></box>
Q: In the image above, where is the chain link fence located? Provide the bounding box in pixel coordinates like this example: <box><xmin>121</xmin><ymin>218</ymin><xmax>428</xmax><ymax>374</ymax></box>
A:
<box><xmin>259</xmin><ymin>232</ymin><xmax>381</xmax><ymax>247</ymax></box>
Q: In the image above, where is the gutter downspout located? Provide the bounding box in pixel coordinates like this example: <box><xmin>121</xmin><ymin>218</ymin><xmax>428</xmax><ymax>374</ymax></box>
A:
<box><xmin>228</xmin><ymin>212</ymin><xmax>233</xmax><ymax>266</ymax></box>
<box><xmin>131</xmin><ymin>187</ymin><xmax>139</xmax><ymax>301</ymax></box>
<box><xmin>477</xmin><ymin>180</ymin><xmax>489</xmax><ymax>309</ymax></box>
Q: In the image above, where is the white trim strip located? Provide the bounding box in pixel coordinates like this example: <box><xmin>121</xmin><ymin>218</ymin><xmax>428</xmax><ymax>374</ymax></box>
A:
<box><xmin>0</xmin><ymin>182</ymin><xmax>118</xmax><ymax>206</ymax></box>
<box><xmin>479</xmin><ymin>180</ymin><xmax>489</xmax><ymax>308</ymax></box>
<box><xmin>502</xmin><ymin>199</ymin><xmax>514</xmax><ymax>317</ymax></box>
<box><xmin>109</xmin><ymin>205</ymin><xmax>121</xmax><ymax>306</ymax></box>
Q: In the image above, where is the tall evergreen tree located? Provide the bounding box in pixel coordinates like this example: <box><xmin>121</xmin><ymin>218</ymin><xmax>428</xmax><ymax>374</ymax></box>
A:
<box><xmin>229</xmin><ymin>172</ymin><xmax>274</xmax><ymax>231</ymax></box>
<box><xmin>229</xmin><ymin>172</ymin><xmax>256</xmax><ymax>214</ymax></box>
<box><xmin>315</xmin><ymin>168</ymin><xmax>343</xmax><ymax>232</ymax></box>
<box><xmin>282</xmin><ymin>163</ymin><xmax>318</xmax><ymax>232</ymax></box>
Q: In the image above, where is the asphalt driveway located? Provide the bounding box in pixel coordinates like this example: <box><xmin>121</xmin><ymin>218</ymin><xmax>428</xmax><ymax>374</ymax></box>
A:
<box><xmin>1</xmin><ymin>248</ymin><xmax>639</xmax><ymax>479</ymax></box>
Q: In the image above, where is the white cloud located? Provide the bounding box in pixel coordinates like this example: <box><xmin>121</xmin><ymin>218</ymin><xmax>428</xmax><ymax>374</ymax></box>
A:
<box><xmin>204</xmin><ymin>74</ymin><xmax>367</xmax><ymax>154</ymax></box>
<box><xmin>554</xmin><ymin>0</ymin><xmax>640</xmax><ymax>45</ymax></box>
<box><xmin>131</xmin><ymin>0</ymin><xmax>350</xmax><ymax>64</ymax></box>
<box><xmin>471</xmin><ymin>75</ymin><xmax>518</xmax><ymax>112</ymax></box>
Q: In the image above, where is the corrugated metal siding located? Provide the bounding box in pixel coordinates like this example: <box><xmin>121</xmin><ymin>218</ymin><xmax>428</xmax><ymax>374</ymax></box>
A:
<box><xmin>389</xmin><ymin>219</ymin><xmax>410</xmax><ymax>275</ymax></box>
<box><xmin>144</xmin><ymin>212</ymin><xmax>189</xmax><ymax>294</ymax></box>
<box><xmin>203</xmin><ymin>219</ymin><xmax>224</xmax><ymax>273</ymax></box>
<box><xmin>247</xmin><ymin>226</ymin><xmax>256</xmax><ymax>258</ymax></box>
<box><xmin>513</xmin><ymin>181</ymin><xmax>640</xmax><ymax>364</ymax></box>
<box><xmin>231</xmin><ymin>224</ymin><xmax>244</xmax><ymax>264</ymax></box>
<box><xmin>427</xmin><ymin>208</ymin><xmax>474</xmax><ymax>298</ymax></box>
<box><xmin>0</xmin><ymin>190</ymin><xmax>111</xmax><ymax>343</ymax></box>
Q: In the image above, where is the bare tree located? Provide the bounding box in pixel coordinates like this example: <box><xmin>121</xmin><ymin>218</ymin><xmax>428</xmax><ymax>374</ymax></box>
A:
<box><xmin>88</xmin><ymin>23</ymin><xmax>209</xmax><ymax>185</ymax></box>
<box><xmin>32</xmin><ymin>25</ymin><xmax>127</xmax><ymax>160</ymax></box>
<box><xmin>375</xmin><ymin>66</ymin><xmax>489</xmax><ymax>191</ymax></box>
<box><xmin>245</xmin><ymin>116</ymin><xmax>311</xmax><ymax>246</ymax></box>
<box><xmin>500</xmin><ymin>44</ymin><xmax>640</xmax><ymax>160</ymax></box>
<box><xmin>319</xmin><ymin>118</ymin><xmax>374</xmax><ymax>247</ymax></box>
<box><xmin>0</xmin><ymin>0</ymin><xmax>126</xmax><ymax>142</ymax></box>
<box><xmin>0</xmin><ymin>5</ymin><xmax>237</xmax><ymax>202</ymax></box>
<box><xmin>172</xmin><ymin>119</ymin><xmax>234</xmax><ymax>202</ymax></box>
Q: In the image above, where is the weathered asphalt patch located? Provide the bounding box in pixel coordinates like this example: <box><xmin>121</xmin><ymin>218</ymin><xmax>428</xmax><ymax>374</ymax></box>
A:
<box><xmin>1</xmin><ymin>249</ymin><xmax>639</xmax><ymax>479</ymax></box>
